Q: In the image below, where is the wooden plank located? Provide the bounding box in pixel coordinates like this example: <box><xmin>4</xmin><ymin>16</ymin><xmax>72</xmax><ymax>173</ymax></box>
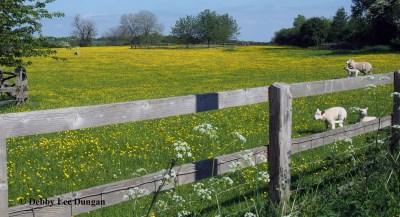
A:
<box><xmin>218</xmin><ymin>86</ymin><xmax>268</xmax><ymax>109</ymax></box>
<box><xmin>0</xmin><ymin>87</ymin><xmax>16</xmax><ymax>93</ymax></box>
<box><xmin>2</xmin><ymin>72</ymin><xmax>395</xmax><ymax>138</ymax></box>
<box><xmin>291</xmin><ymin>115</ymin><xmax>392</xmax><ymax>154</ymax></box>
<box><xmin>291</xmin><ymin>72</ymin><xmax>393</xmax><ymax>98</ymax></box>
<box><xmin>391</xmin><ymin>71</ymin><xmax>400</xmax><ymax>152</ymax></box>
<box><xmin>3</xmin><ymin>85</ymin><xmax>270</xmax><ymax>138</ymax></box>
<box><xmin>0</xmin><ymin>115</ymin><xmax>8</xmax><ymax>217</ymax></box>
<box><xmin>0</xmin><ymin>100</ymin><xmax>17</xmax><ymax>107</ymax></box>
<box><xmin>268</xmin><ymin>83</ymin><xmax>292</xmax><ymax>206</ymax></box>
<box><xmin>9</xmin><ymin>146</ymin><xmax>267</xmax><ymax>216</ymax></box>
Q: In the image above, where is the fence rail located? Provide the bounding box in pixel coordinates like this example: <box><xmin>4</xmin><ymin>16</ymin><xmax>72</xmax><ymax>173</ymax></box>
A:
<box><xmin>8</xmin><ymin>147</ymin><xmax>267</xmax><ymax>217</ymax></box>
<box><xmin>0</xmin><ymin>71</ymin><xmax>398</xmax><ymax>217</ymax></box>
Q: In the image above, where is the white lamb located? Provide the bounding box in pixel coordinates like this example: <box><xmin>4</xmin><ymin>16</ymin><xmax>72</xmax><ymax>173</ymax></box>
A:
<box><xmin>344</xmin><ymin>65</ymin><xmax>360</xmax><ymax>77</ymax></box>
<box><xmin>358</xmin><ymin>107</ymin><xmax>377</xmax><ymax>122</ymax></box>
<box><xmin>346</xmin><ymin>60</ymin><xmax>373</xmax><ymax>75</ymax></box>
<box><xmin>314</xmin><ymin>107</ymin><xmax>347</xmax><ymax>130</ymax></box>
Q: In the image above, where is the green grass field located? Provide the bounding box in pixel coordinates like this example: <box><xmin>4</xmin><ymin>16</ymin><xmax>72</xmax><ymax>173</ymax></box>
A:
<box><xmin>2</xmin><ymin>45</ymin><xmax>400</xmax><ymax>216</ymax></box>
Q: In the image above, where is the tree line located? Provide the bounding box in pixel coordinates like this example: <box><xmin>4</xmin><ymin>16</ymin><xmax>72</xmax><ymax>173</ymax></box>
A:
<box><xmin>58</xmin><ymin>9</ymin><xmax>239</xmax><ymax>48</ymax></box>
<box><xmin>272</xmin><ymin>0</ymin><xmax>400</xmax><ymax>50</ymax></box>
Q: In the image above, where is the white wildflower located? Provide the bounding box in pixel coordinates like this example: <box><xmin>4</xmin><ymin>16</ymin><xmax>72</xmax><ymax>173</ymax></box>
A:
<box><xmin>193</xmin><ymin>182</ymin><xmax>213</xmax><ymax>201</ymax></box>
<box><xmin>193</xmin><ymin>123</ymin><xmax>218</xmax><ymax>139</ymax></box>
<box><xmin>244</xmin><ymin>212</ymin><xmax>257</xmax><ymax>217</ymax></box>
<box><xmin>258</xmin><ymin>171</ymin><xmax>270</xmax><ymax>183</ymax></box>
<box><xmin>124</xmin><ymin>187</ymin><xmax>150</xmax><ymax>200</ymax></box>
<box><xmin>173</xmin><ymin>141</ymin><xmax>192</xmax><ymax>159</ymax></box>
<box><xmin>391</xmin><ymin>92</ymin><xmax>400</xmax><ymax>97</ymax></box>
<box><xmin>229</xmin><ymin>161</ymin><xmax>244</xmax><ymax>172</ymax></box>
<box><xmin>392</xmin><ymin>125</ymin><xmax>400</xmax><ymax>129</ymax></box>
<box><xmin>222</xmin><ymin>177</ymin><xmax>234</xmax><ymax>186</ymax></box>
<box><xmin>172</xmin><ymin>194</ymin><xmax>186</xmax><ymax>203</ymax></box>
<box><xmin>232</xmin><ymin>132</ymin><xmax>247</xmax><ymax>143</ymax></box>
<box><xmin>177</xmin><ymin>210</ymin><xmax>191</xmax><ymax>217</ymax></box>
<box><xmin>163</xmin><ymin>169</ymin><xmax>177</xmax><ymax>182</ymax></box>
<box><xmin>155</xmin><ymin>200</ymin><xmax>169</xmax><ymax>210</ymax></box>
<box><xmin>240</xmin><ymin>150</ymin><xmax>255</xmax><ymax>167</ymax></box>
<box><xmin>112</xmin><ymin>174</ymin><xmax>117</xmax><ymax>179</ymax></box>
<box><xmin>256</xmin><ymin>154</ymin><xmax>267</xmax><ymax>163</ymax></box>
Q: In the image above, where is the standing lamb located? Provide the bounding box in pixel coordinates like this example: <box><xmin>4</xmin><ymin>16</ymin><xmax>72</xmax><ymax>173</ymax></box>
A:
<box><xmin>314</xmin><ymin>107</ymin><xmax>347</xmax><ymax>130</ymax></box>
<box><xmin>358</xmin><ymin>107</ymin><xmax>377</xmax><ymax>122</ymax></box>
<box><xmin>344</xmin><ymin>65</ymin><xmax>360</xmax><ymax>77</ymax></box>
<box><xmin>346</xmin><ymin>60</ymin><xmax>373</xmax><ymax>75</ymax></box>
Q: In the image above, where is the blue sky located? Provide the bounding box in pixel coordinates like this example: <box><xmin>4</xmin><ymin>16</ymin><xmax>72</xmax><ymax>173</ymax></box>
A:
<box><xmin>41</xmin><ymin>0</ymin><xmax>353</xmax><ymax>42</ymax></box>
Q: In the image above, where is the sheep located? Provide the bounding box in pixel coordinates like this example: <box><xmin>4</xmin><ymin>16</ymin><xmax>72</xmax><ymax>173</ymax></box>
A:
<box><xmin>346</xmin><ymin>60</ymin><xmax>373</xmax><ymax>75</ymax></box>
<box><xmin>314</xmin><ymin>107</ymin><xmax>347</xmax><ymax>130</ymax></box>
<box><xmin>344</xmin><ymin>65</ymin><xmax>360</xmax><ymax>77</ymax></box>
<box><xmin>358</xmin><ymin>107</ymin><xmax>377</xmax><ymax>122</ymax></box>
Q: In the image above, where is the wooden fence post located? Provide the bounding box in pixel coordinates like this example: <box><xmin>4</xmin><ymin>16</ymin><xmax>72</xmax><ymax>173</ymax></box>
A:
<box><xmin>268</xmin><ymin>83</ymin><xmax>292</xmax><ymax>208</ymax></box>
<box><xmin>391</xmin><ymin>71</ymin><xmax>400</xmax><ymax>152</ymax></box>
<box><xmin>14</xmin><ymin>67</ymin><xmax>28</xmax><ymax>105</ymax></box>
<box><xmin>0</xmin><ymin>115</ymin><xmax>9</xmax><ymax>217</ymax></box>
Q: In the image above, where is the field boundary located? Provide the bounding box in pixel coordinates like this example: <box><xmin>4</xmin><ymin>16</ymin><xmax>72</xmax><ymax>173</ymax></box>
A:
<box><xmin>0</xmin><ymin>71</ymin><xmax>397</xmax><ymax>216</ymax></box>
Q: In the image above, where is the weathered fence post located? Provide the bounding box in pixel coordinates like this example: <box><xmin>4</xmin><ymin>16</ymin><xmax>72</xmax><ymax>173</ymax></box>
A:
<box><xmin>14</xmin><ymin>67</ymin><xmax>28</xmax><ymax>105</ymax></box>
<box><xmin>391</xmin><ymin>71</ymin><xmax>400</xmax><ymax>152</ymax></box>
<box><xmin>268</xmin><ymin>83</ymin><xmax>292</xmax><ymax>209</ymax></box>
<box><xmin>0</xmin><ymin>115</ymin><xmax>8</xmax><ymax>217</ymax></box>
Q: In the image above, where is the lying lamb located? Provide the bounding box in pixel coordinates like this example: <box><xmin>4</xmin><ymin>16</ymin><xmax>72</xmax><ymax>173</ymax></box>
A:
<box><xmin>358</xmin><ymin>107</ymin><xmax>377</xmax><ymax>122</ymax></box>
<box><xmin>346</xmin><ymin>60</ymin><xmax>373</xmax><ymax>75</ymax></box>
<box><xmin>344</xmin><ymin>65</ymin><xmax>360</xmax><ymax>77</ymax></box>
<box><xmin>314</xmin><ymin>107</ymin><xmax>347</xmax><ymax>130</ymax></box>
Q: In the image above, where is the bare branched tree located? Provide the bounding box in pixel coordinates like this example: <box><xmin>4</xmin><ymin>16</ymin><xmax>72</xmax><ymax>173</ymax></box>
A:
<box><xmin>120</xmin><ymin>10</ymin><xmax>164</xmax><ymax>48</ymax></box>
<box><xmin>72</xmin><ymin>15</ymin><xmax>97</xmax><ymax>47</ymax></box>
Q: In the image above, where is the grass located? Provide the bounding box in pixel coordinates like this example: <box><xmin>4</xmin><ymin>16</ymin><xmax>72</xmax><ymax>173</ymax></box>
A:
<box><xmin>1</xmin><ymin>45</ymin><xmax>400</xmax><ymax>216</ymax></box>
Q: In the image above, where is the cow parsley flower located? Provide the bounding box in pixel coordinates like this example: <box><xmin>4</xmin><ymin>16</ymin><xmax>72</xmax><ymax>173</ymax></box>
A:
<box><xmin>391</xmin><ymin>92</ymin><xmax>400</xmax><ymax>97</ymax></box>
<box><xmin>256</xmin><ymin>154</ymin><xmax>267</xmax><ymax>163</ymax></box>
<box><xmin>173</xmin><ymin>141</ymin><xmax>192</xmax><ymax>159</ymax></box>
<box><xmin>193</xmin><ymin>123</ymin><xmax>218</xmax><ymax>139</ymax></box>
<box><xmin>123</xmin><ymin>187</ymin><xmax>150</xmax><ymax>200</ymax></box>
<box><xmin>244</xmin><ymin>212</ymin><xmax>256</xmax><ymax>217</ymax></box>
<box><xmin>193</xmin><ymin>182</ymin><xmax>213</xmax><ymax>201</ymax></box>
<box><xmin>177</xmin><ymin>210</ymin><xmax>191</xmax><ymax>217</ymax></box>
<box><xmin>258</xmin><ymin>171</ymin><xmax>270</xmax><ymax>183</ymax></box>
<box><xmin>232</xmin><ymin>132</ymin><xmax>246</xmax><ymax>143</ymax></box>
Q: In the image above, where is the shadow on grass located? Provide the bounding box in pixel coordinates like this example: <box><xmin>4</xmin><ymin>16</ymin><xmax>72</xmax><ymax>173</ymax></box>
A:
<box><xmin>316</xmin><ymin>47</ymin><xmax>399</xmax><ymax>56</ymax></box>
<box><xmin>196</xmin><ymin>186</ymin><xmax>268</xmax><ymax>216</ymax></box>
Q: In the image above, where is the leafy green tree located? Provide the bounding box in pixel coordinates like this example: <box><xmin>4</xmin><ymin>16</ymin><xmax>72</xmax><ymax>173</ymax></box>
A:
<box><xmin>299</xmin><ymin>17</ymin><xmax>331</xmax><ymax>47</ymax></box>
<box><xmin>293</xmin><ymin>15</ymin><xmax>307</xmax><ymax>30</ymax></box>
<box><xmin>216</xmin><ymin>14</ymin><xmax>240</xmax><ymax>42</ymax></box>
<box><xmin>272</xmin><ymin>14</ymin><xmax>306</xmax><ymax>45</ymax></box>
<box><xmin>196</xmin><ymin>9</ymin><xmax>239</xmax><ymax>47</ymax></box>
<box><xmin>272</xmin><ymin>28</ymin><xmax>298</xmax><ymax>45</ymax></box>
<box><xmin>350</xmin><ymin>0</ymin><xmax>400</xmax><ymax>45</ymax></box>
<box><xmin>0</xmin><ymin>0</ymin><xmax>63</xmax><ymax>67</ymax></box>
<box><xmin>330</xmin><ymin>7</ymin><xmax>349</xmax><ymax>42</ymax></box>
<box><xmin>171</xmin><ymin>15</ymin><xmax>199</xmax><ymax>47</ymax></box>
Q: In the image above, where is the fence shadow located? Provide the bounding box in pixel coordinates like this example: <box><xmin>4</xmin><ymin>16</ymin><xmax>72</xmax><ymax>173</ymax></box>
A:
<box><xmin>196</xmin><ymin>93</ymin><xmax>219</xmax><ymax>112</ymax></box>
